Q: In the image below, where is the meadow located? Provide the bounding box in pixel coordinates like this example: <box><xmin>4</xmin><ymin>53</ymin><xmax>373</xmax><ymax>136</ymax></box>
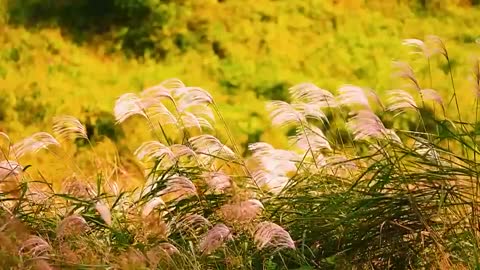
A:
<box><xmin>2</xmin><ymin>0</ymin><xmax>480</xmax><ymax>269</ymax></box>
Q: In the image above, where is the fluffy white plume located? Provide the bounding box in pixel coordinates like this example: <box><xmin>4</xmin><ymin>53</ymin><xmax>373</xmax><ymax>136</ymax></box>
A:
<box><xmin>199</xmin><ymin>223</ymin><xmax>232</xmax><ymax>255</ymax></box>
<box><xmin>420</xmin><ymin>88</ymin><xmax>444</xmax><ymax>107</ymax></box>
<box><xmin>169</xmin><ymin>144</ymin><xmax>197</xmax><ymax>159</ymax></box>
<box><xmin>174</xmin><ymin>87</ymin><xmax>214</xmax><ymax>112</ymax></box>
<box><xmin>266</xmin><ymin>101</ymin><xmax>306</xmax><ymax>128</ymax></box>
<box><xmin>159</xmin><ymin>176</ymin><xmax>197</xmax><ymax>202</ymax></box>
<box><xmin>135</xmin><ymin>141</ymin><xmax>175</xmax><ymax>161</ymax></box>
<box><xmin>159</xmin><ymin>78</ymin><xmax>186</xmax><ymax>89</ymax></box>
<box><xmin>402</xmin><ymin>38</ymin><xmax>435</xmax><ymax>58</ymax></box>
<box><xmin>289</xmin><ymin>83</ymin><xmax>337</xmax><ymax>107</ymax></box>
<box><xmin>346</xmin><ymin>110</ymin><xmax>388</xmax><ymax>141</ymax></box>
<box><xmin>386</xmin><ymin>90</ymin><xmax>418</xmax><ymax>115</ymax></box>
<box><xmin>179</xmin><ymin>112</ymin><xmax>213</xmax><ymax>130</ymax></box>
<box><xmin>189</xmin><ymin>135</ymin><xmax>235</xmax><ymax>161</ymax></box>
<box><xmin>250</xmin><ymin>170</ymin><xmax>290</xmax><ymax>194</ymax></box>
<box><xmin>294</xmin><ymin>103</ymin><xmax>328</xmax><ymax>123</ymax></box>
<box><xmin>146</xmin><ymin>103</ymin><xmax>178</xmax><ymax>126</ymax></box>
<box><xmin>337</xmin><ymin>85</ymin><xmax>371</xmax><ymax>108</ymax></box>
<box><xmin>254</xmin><ymin>222</ymin><xmax>295</xmax><ymax>251</ymax></box>
<box><xmin>176</xmin><ymin>214</ymin><xmax>211</xmax><ymax>234</ymax></box>
<box><xmin>202</xmin><ymin>171</ymin><xmax>232</xmax><ymax>192</ymax></box>
<box><xmin>248</xmin><ymin>142</ymin><xmax>299</xmax><ymax>193</ymax></box>
<box><xmin>289</xmin><ymin>126</ymin><xmax>331</xmax><ymax>151</ymax></box>
<box><xmin>12</xmin><ymin>132</ymin><xmax>59</xmax><ymax>158</ymax></box>
<box><xmin>392</xmin><ymin>61</ymin><xmax>421</xmax><ymax>90</ymax></box>
<box><xmin>135</xmin><ymin>142</ymin><xmax>196</xmax><ymax>166</ymax></box>
<box><xmin>158</xmin><ymin>242</ymin><xmax>179</xmax><ymax>256</ymax></box>
<box><xmin>220</xmin><ymin>199</ymin><xmax>264</xmax><ymax>223</ymax></box>
<box><xmin>53</xmin><ymin>115</ymin><xmax>88</xmax><ymax>141</ymax></box>
<box><xmin>114</xmin><ymin>93</ymin><xmax>148</xmax><ymax>123</ymax></box>
<box><xmin>249</xmin><ymin>143</ymin><xmax>300</xmax><ymax>170</ymax></box>
<box><xmin>141</xmin><ymin>84</ymin><xmax>174</xmax><ymax>102</ymax></box>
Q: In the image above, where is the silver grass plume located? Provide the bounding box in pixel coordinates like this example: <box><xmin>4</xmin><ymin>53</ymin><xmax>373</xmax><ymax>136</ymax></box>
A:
<box><xmin>61</xmin><ymin>178</ymin><xmax>96</xmax><ymax>199</ymax></box>
<box><xmin>289</xmin><ymin>125</ymin><xmax>331</xmax><ymax>151</ymax></box>
<box><xmin>135</xmin><ymin>142</ymin><xmax>196</xmax><ymax>167</ymax></box>
<box><xmin>392</xmin><ymin>61</ymin><xmax>421</xmax><ymax>91</ymax></box>
<box><xmin>141</xmin><ymin>78</ymin><xmax>185</xmax><ymax>102</ymax></box>
<box><xmin>337</xmin><ymin>85</ymin><xmax>371</xmax><ymax>109</ymax></box>
<box><xmin>11</xmin><ymin>132</ymin><xmax>59</xmax><ymax>158</ymax></box>
<box><xmin>386</xmin><ymin>89</ymin><xmax>418</xmax><ymax>115</ymax></box>
<box><xmin>19</xmin><ymin>235</ymin><xmax>51</xmax><ymax>258</ymax></box>
<box><xmin>289</xmin><ymin>83</ymin><xmax>337</xmax><ymax>107</ymax></box>
<box><xmin>179</xmin><ymin>111</ymin><xmax>214</xmax><ymax>130</ymax></box>
<box><xmin>248</xmin><ymin>142</ymin><xmax>299</xmax><ymax>193</ymax></box>
<box><xmin>174</xmin><ymin>87</ymin><xmax>214</xmax><ymax>111</ymax></box>
<box><xmin>254</xmin><ymin>222</ymin><xmax>295</xmax><ymax>251</ymax></box>
<box><xmin>145</xmin><ymin>102</ymin><xmax>178</xmax><ymax>126</ymax></box>
<box><xmin>158</xmin><ymin>78</ymin><xmax>186</xmax><ymax>90</ymax></box>
<box><xmin>114</xmin><ymin>93</ymin><xmax>148</xmax><ymax>123</ymax></box>
<box><xmin>294</xmin><ymin>102</ymin><xmax>328</xmax><ymax>123</ymax></box>
<box><xmin>202</xmin><ymin>171</ymin><xmax>232</xmax><ymax>192</ymax></box>
<box><xmin>315</xmin><ymin>154</ymin><xmax>358</xmax><ymax>176</ymax></box>
<box><xmin>135</xmin><ymin>141</ymin><xmax>175</xmax><ymax>162</ymax></box>
<box><xmin>172</xmin><ymin>86</ymin><xmax>216</xmax><ymax>130</ymax></box>
<box><xmin>115</xmin><ymin>90</ymin><xmax>177</xmax><ymax>127</ymax></box>
<box><xmin>346</xmin><ymin>110</ymin><xmax>388</xmax><ymax>141</ymax></box>
<box><xmin>141</xmin><ymin>84</ymin><xmax>174</xmax><ymax>103</ymax></box>
<box><xmin>52</xmin><ymin>115</ymin><xmax>88</xmax><ymax>141</ymax></box>
<box><xmin>199</xmin><ymin>223</ymin><xmax>232</xmax><ymax>255</ymax></box>
<box><xmin>219</xmin><ymin>199</ymin><xmax>264</xmax><ymax>223</ymax></box>
<box><xmin>266</xmin><ymin>100</ymin><xmax>306</xmax><ymax>128</ymax></box>
<box><xmin>249</xmin><ymin>142</ymin><xmax>300</xmax><ymax>173</ymax></box>
<box><xmin>176</xmin><ymin>214</ymin><xmax>211</xmax><ymax>234</ymax></box>
<box><xmin>158</xmin><ymin>176</ymin><xmax>197</xmax><ymax>202</ymax></box>
<box><xmin>420</xmin><ymin>88</ymin><xmax>444</xmax><ymax>108</ymax></box>
<box><xmin>189</xmin><ymin>135</ymin><xmax>236</xmax><ymax>163</ymax></box>
<box><xmin>427</xmin><ymin>35</ymin><xmax>449</xmax><ymax>59</ymax></box>
<box><xmin>365</xmin><ymin>88</ymin><xmax>386</xmax><ymax>111</ymax></box>
<box><xmin>402</xmin><ymin>38</ymin><xmax>435</xmax><ymax>58</ymax></box>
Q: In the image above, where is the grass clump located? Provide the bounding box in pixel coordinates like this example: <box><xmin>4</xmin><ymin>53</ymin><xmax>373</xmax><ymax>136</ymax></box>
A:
<box><xmin>1</xmin><ymin>36</ymin><xmax>480</xmax><ymax>269</ymax></box>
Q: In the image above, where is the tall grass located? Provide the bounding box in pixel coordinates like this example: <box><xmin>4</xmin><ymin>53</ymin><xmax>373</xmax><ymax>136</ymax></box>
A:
<box><xmin>1</xmin><ymin>36</ymin><xmax>480</xmax><ymax>269</ymax></box>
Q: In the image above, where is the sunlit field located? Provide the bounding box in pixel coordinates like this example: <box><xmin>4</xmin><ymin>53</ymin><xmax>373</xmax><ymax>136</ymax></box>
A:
<box><xmin>2</xmin><ymin>1</ymin><xmax>480</xmax><ymax>269</ymax></box>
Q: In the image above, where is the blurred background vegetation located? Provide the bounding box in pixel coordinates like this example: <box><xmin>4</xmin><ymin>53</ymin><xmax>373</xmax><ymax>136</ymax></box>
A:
<box><xmin>1</xmin><ymin>0</ymin><xmax>479</xmax><ymax>152</ymax></box>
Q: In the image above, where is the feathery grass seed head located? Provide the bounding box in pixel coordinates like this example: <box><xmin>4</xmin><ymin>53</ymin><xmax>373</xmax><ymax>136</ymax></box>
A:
<box><xmin>52</xmin><ymin>115</ymin><xmax>88</xmax><ymax>141</ymax></box>
<box><xmin>254</xmin><ymin>222</ymin><xmax>295</xmax><ymax>251</ymax></box>
<box><xmin>199</xmin><ymin>223</ymin><xmax>232</xmax><ymax>255</ymax></box>
<box><xmin>12</xmin><ymin>132</ymin><xmax>59</xmax><ymax>158</ymax></box>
